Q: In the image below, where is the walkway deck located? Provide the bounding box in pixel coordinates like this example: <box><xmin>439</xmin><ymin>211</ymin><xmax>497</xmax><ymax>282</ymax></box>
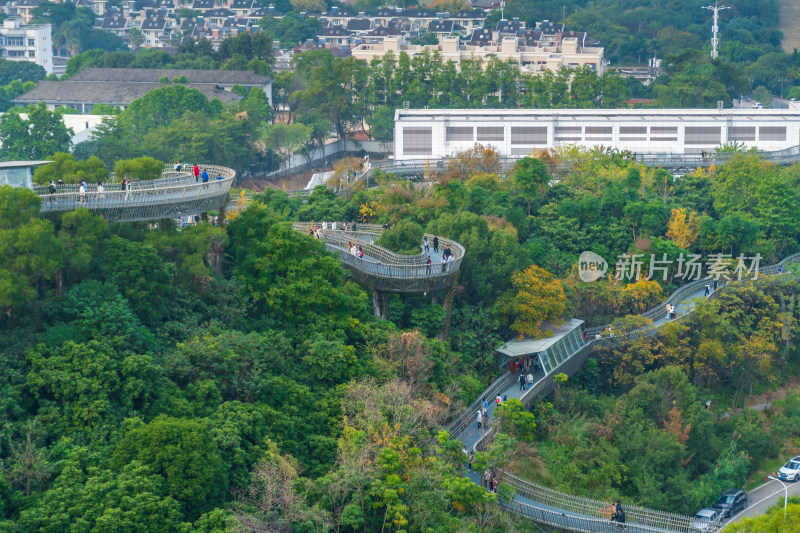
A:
<box><xmin>293</xmin><ymin>222</ymin><xmax>464</xmax><ymax>293</ymax></box>
<box><xmin>35</xmin><ymin>165</ymin><xmax>235</xmax><ymax>223</ymax></box>
<box><xmin>450</xmin><ymin>254</ymin><xmax>800</xmax><ymax>532</ymax></box>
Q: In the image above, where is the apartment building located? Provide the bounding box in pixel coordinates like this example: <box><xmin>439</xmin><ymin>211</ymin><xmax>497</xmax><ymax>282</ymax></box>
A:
<box><xmin>0</xmin><ymin>19</ymin><xmax>52</xmax><ymax>74</ymax></box>
<box><xmin>351</xmin><ymin>34</ymin><xmax>604</xmax><ymax>75</ymax></box>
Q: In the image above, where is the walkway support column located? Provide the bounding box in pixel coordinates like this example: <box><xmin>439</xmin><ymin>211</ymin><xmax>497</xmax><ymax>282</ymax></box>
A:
<box><xmin>372</xmin><ymin>288</ymin><xmax>381</xmax><ymax>318</ymax></box>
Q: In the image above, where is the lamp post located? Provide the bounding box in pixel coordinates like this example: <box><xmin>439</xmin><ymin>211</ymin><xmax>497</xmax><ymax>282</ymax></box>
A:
<box><xmin>768</xmin><ymin>475</ymin><xmax>788</xmax><ymax>519</ymax></box>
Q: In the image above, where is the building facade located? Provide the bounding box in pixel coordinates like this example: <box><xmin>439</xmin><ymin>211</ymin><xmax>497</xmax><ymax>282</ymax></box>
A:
<box><xmin>352</xmin><ymin>35</ymin><xmax>603</xmax><ymax>75</ymax></box>
<box><xmin>393</xmin><ymin>109</ymin><xmax>800</xmax><ymax>159</ymax></box>
<box><xmin>0</xmin><ymin>19</ymin><xmax>52</xmax><ymax>74</ymax></box>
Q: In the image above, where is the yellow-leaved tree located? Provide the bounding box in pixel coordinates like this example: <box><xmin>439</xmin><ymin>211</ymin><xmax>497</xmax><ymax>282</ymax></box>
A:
<box><xmin>665</xmin><ymin>207</ymin><xmax>700</xmax><ymax>249</ymax></box>
<box><xmin>504</xmin><ymin>265</ymin><xmax>567</xmax><ymax>338</ymax></box>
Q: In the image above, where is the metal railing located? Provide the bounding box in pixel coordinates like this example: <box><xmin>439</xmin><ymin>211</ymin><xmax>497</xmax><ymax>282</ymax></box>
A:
<box><xmin>293</xmin><ymin>222</ymin><xmax>465</xmax><ymax>282</ymax></box>
<box><xmin>506</xmin><ymin>499</ymin><xmax>717</xmax><ymax>533</ymax></box>
<box><xmin>447</xmin><ymin>371</ymin><xmax>515</xmax><ymax>439</ymax></box>
<box><xmin>35</xmin><ymin>165</ymin><xmax>236</xmax><ymax>223</ymax></box>
<box><xmin>502</xmin><ymin>473</ymin><xmax>722</xmax><ymax>533</ymax></box>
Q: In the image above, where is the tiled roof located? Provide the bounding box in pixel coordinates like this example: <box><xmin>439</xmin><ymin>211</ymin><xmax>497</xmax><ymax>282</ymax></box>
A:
<box><xmin>101</xmin><ymin>15</ymin><xmax>129</xmax><ymax>29</ymax></box>
<box><xmin>204</xmin><ymin>7</ymin><xmax>233</xmax><ymax>17</ymax></box>
<box><xmin>316</xmin><ymin>26</ymin><xmax>353</xmax><ymax>37</ymax></box>
<box><xmin>13</xmin><ymin>81</ymin><xmax>242</xmax><ymax>106</ymax></box>
<box><xmin>69</xmin><ymin>67</ymin><xmax>271</xmax><ymax>84</ymax></box>
<box><xmin>346</xmin><ymin>18</ymin><xmax>371</xmax><ymax>31</ymax></box>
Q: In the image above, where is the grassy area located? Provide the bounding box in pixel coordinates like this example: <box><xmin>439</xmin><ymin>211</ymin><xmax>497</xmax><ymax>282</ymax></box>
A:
<box><xmin>745</xmin><ymin>456</ymin><xmax>784</xmax><ymax>491</ymax></box>
<box><xmin>779</xmin><ymin>0</ymin><xmax>800</xmax><ymax>52</ymax></box>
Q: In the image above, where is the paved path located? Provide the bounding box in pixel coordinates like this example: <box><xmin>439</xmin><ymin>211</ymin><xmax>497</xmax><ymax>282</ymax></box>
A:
<box><xmin>725</xmin><ymin>478</ymin><xmax>800</xmax><ymax>525</ymax></box>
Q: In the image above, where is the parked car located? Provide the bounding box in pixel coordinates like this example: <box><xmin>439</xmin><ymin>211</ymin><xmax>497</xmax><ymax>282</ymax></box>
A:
<box><xmin>778</xmin><ymin>456</ymin><xmax>800</xmax><ymax>482</ymax></box>
<box><xmin>712</xmin><ymin>488</ymin><xmax>747</xmax><ymax>517</ymax></box>
<box><xmin>690</xmin><ymin>508</ymin><xmax>724</xmax><ymax>532</ymax></box>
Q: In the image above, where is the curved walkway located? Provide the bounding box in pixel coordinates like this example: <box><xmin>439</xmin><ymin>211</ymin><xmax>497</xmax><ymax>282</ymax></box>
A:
<box><xmin>453</xmin><ymin>251</ymin><xmax>800</xmax><ymax>533</ymax></box>
<box><xmin>293</xmin><ymin>222</ymin><xmax>464</xmax><ymax>293</ymax></box>
<box><xmin>35</xmin><ymin>165</ymin><xmax>235</xmax><ymax>223</ymax></box>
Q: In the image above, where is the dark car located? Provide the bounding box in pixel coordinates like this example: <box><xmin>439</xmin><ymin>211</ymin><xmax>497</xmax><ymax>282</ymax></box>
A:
<box><xmin>712</xmin><ymin>488</ymin><xmax>747</xmax><ymax>518</ymax></box>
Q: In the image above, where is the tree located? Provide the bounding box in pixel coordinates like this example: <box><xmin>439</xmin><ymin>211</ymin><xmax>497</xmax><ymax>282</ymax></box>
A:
<box><xmin>128</xmin><ymin>27</ymin><xmax>143</xmax><ymax>47</ymax></box>
<box><xmin>114</xmin><ymin>156</ymin><xmax>164</xmax><ymax>181</ymax></box>
<box><xmin>113</xmin><ymin>417</ymin><xmax>226</xmax><ymax>517</ymax></box>
<box><xmin>367</xmin><ymin>105</ymin><xmax>394</xmax><ymax>142</ymax></box>
<box><xmin>260</xmin><ymin>122</ymin><xmax>311</xmax><ymax>175</ymax></box>
<box><xmin>511</xmin><ymin>156</ymin><xmax>551</xmax><ymax>215</ymax></box>
<box><xmin>377</xmin><ymin>220</ymin><xmax>424</xmax><ymax>255</ymax></box>
<box><xmin>495</xmin><ymin>398</ymin><xmax>536</xmax><ymax>440</ymax></box>
<box><xmin>290</xmin><ymin>0</ymin><xmax>326</xmax><ymax>12</ymax></box>
<box><xmin>502</xmin><ymin>264</ymin><xmax>567</xmax><ymax>338</ymax></box>
<box><xmin>0</xmin><ymin>103</ymin><xmax>73</xmax><ymax>159</ymax></box>
<box><xmin>33</xmin><ymin>153</ymin><xmax>108</xmax><ymax>185</ymax></box>
<box><xmin>0</xmin><ymin>58</ymin><xmax>45</xmax><ymax>85</ymax></box>
<box><xmin>119</xmin><ymin>85</ymin><xmax>218</xmax><ymax>137</ymax></box>
<box><xmin>666</xmin><ymin>207</ymin><xmax>700</xmax><ymax>249</ymax></box>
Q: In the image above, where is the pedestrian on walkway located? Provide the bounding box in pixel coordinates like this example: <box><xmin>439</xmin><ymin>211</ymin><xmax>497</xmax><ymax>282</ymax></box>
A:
<box><xmin>704</xmin><ymin>283</ymin><xmax>710</xmax><ymax>296</ymax></box>
<box><xmin>527</xmin><ymin>372</ymin><xmax>534</xmax><ymax>389</ymax></box>
<box><xmin>332</xmin><ymin>221</ymin><xmax>337</xmax><ymax>231</ymax></box>
<box><xmin>670</xmin><ymin>304</ymin><xmax>676</xmax><ymax>320</ymax></box>
<box><xmin>426</xmin><ymin>255</ymin><xmax>432</xmax><ymax>274</ymax></box>
<box><xmin>174</xmin><ymin>161</ymin><xmax>182</xmax><ymax>172</ymax></box>
<box><xmin>519</xmin><ymin>372</ymin><xmax>526</xmax><ymax>392</ymax></box>
<box><xmin>47</xmin><ymin>180</ymin><xmax>56</xmax><ymax>203</ymax></box>
<box><xmin>201</xmin><ymin>169</ymin><xmax>209</xmax><ymax>189</ymax></box>
<box><xmin>665</xmin><ymin>302</ymin><xmax>671</xmax><ymax>320</ymax></box>
<box><xmin>78</xmin><ymin>181</ymin><xmax>86</xmax><ymax>203</ymax></box>
<box><xmin>96</xmin><ymin>181</ymin><xmax>104</xmax><ymax>198</ymax></box>
<box><xmin>433</xmin><ymin>236</ymin><xmax>439</xmax><ymax>253</ymax></box>
<box><xmin>357</xmin><ymin>246</ymin><xmax>364</xmax><ymax>258</ymax></box>
<box><xmin>483</xmin><ymin>398</ymin><xmax>489</xmax><ymax>410</ymax></box>
<box><xmin>193</xmin><ymin>164</ymin><xmax>200</xmax><ymax>181</ymax></box>
<box><xmin>476</xmin><ymin>410</ymin><xmax>482</xmax><ymax>430</ymax></box>
<box><xmin>495</xmin><ymin>395</ymin><xmax>501</xmax><ymax>405</ymax></box>
<box><xmin>468</xmin><ymin>452</ymin><xmax>474</xmax><ymax>471</ymax></box>
<box><xmin>424</xmin><ymin>236</ymin><xmax>429</xmax><ymax>254</ymax></box>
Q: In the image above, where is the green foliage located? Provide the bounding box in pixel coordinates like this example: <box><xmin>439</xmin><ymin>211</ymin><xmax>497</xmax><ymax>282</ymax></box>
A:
<box><xmin>495</xmin><ymin>398</ymin><xmax>537</xmax><ymax>441</ymax></box>
<box><xmin>33</xmin><ymin>153</ymin><xmax>108</xmax><ymax>185</ymax></box>
<box><xmin>0</xmin><ymin>103</ymin><xmax>73</xmax><ymax>159</ymax></box>
<box><xmin>0</xmin><ymin>58</ymin><xmax>45</xmax><ymax>85</ymax></box>
<box><xmin>227</xmin><ymin>204</ymin><xmax>367</xmax><ymax>331</ymax></box>
<box><xmin>118</xmin><ymin>85</ymin><xmax>217</xmax><ymax>137</ymax></box>
<box><xmin>113</xmin><ymin>156</ymin><xmax>164</xmax><ymax>181</ymax></box>
<box><xmin>113</xmin><ymin>416</ymin><xmax>226</xmax><ymax>516</ymax></box>
<box><xmin>377</xmin><ymin>219</ymin><xmax>424</xmax><ymax>255</ymax></box>
<box><xmin>99</xmin><ymin>236</ymin><xmax>175</xmax><ymax>325</ymax></box>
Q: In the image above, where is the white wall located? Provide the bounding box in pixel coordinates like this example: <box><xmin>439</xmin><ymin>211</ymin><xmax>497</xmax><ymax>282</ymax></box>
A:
<box><xmin>394</xmin><ymin>109</ymin><xmax>800</xmax><ymax>159</ymax></box>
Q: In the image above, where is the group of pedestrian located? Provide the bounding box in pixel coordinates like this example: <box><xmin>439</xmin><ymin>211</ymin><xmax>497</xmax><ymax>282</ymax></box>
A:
<box><xmin>348</xmin><ymin>242</ymin><xmax>364</xmax><ymax>259</ymax></box>
<box><xmin>423</xmin><ymin>236</ymin><xmax>442</xmax><ymax>255</ymax></box>
<box><xmin>518</xmin><ymin>370</ymin><xmax>535</xmax><ymax>392</ymax></box>
<box><xmin>610</xmin><ymin>500</ymin><xmax>626</xmax><ymax>525</ymax></box>
<box><xmin>665</xmin><ymin>303</ymin><xmax>676</xmax><ymax>320</ymax></box>
<box><xmin>320</xmin><ymin>220</ymin><xmax>357</xmax><ymax>232</ymax></box>
<box><xmin>513</xmin><ymin>355</ymin><xmax>540</xmax><ymax>375</ymax></box>
<box><xmin>476</xmin><ymin>404</ymin><xmax>489</xmax><ymax>430</ymax></box>
<box><xmin>482</xmin><ymin>468</ymin><xmax>498</xmax><ymax>492</ymax></box>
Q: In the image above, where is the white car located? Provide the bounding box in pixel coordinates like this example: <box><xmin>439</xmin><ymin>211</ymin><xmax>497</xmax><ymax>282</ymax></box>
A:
<box><xmin>778</xmin><ymin>457</ymin><xmax>800</xmax><ymax>482</ymax></box>
<box><xmin>689</xmin><ymin>508</ymin><xmax>724</xmax><ymax>531</ymax></box>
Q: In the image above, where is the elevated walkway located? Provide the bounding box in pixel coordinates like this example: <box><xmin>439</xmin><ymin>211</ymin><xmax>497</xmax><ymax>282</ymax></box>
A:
<box><xmin>293</xmin><ymin>222</ymin><xmax>464</xmax><ymax>293</ymax></box>
<box><xmin>35</xmin><ymin>165</ymin><xmax>235</xmax><ymax>223</ymax></box>
<box><xmin>450</xmin><ymin>252</ymin><xmax>800</xmax><ymax>532</ymax></box>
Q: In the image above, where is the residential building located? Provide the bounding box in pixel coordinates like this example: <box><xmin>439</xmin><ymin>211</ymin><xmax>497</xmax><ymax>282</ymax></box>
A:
<box><xmin>100</xmin><ymin>13</ymin><xmax>131</xmax><ymax>39</ymax></box>
<box><xmin>11</xmin><ymin>0</ymin><xmax>41</xmax><ymax>24</ymax></box>
<box><xmin>13</xmin><ymin>67</ymin><xmax>272</xmax><ymax>111</ymax></box>
<box><xmin>0</xmin><ymin>19</ymin><xmax>52</xmax><ymax>74</ymax></box>
<box><xmin>316</xmin><ymin>25</ymin><xmax>354</xmax><ymax>47</ymax></box>
<box><xmin>351</xmin><ymin>34</ymin><xmax>604</xmax><ymax>75</ymax></box>
<box><xmin>140</xmin><ymin>12</ymin><xmax>170</xmax><ymax>47</ymax></box>
<box><xmin>393</xmin><ymin>108</ymin><xmax>800</xmax><ymax>159</ymax></box>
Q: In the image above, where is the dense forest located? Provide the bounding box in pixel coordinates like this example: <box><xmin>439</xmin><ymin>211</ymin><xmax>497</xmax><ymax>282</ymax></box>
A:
<box><xmin>2</xmin><ymin>142</ymin><xmax>800</xmax><ymax>529</ymax></box>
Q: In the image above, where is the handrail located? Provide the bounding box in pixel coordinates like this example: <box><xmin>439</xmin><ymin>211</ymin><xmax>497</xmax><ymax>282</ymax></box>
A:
<box><xmin>34</xmin><ymin>165</ymin><xmax>236</xmax><ymax>223</ymax></box>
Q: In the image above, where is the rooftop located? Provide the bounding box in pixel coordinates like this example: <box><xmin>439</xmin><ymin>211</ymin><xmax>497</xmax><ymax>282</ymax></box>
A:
<box><xmin>13</xmin><ymin>80</ymin><xmax>241</xmax><ymax>106</ymax></box>
<box><xmin>496</xmin><ymin>319</ymin><xmax>584</xmax><ymax>358</ymax></box>
<box><xmin>395</xmin><ymin>108</ymin><xmax>800</xmax><ymax>119</ymax></box>
<box><xmin>69</xmin><ymin>67</ymin><xmax>270</xmax><ymax>85</ymax></box>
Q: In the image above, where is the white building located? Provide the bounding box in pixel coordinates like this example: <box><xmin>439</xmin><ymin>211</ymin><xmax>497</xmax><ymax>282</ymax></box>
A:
<box><xmin>352</xmin><ymin>35</ymin><xmax>603</xmax><ymax>76</ymax></box>
<box><xmin>0</xmin><ymin>19</ymin><xmax>53</xmax><ymax>74</ymax></box>
<box><xmin>393</xmin><ymin>108</ymin><xmax>800</xmax><ymax>159</ymax></box>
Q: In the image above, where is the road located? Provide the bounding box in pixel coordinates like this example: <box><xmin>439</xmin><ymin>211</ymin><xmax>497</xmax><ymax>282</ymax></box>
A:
<box><xmin>724</xmin><ymin>477</ymin><xmax>800</xmax><ymax>526</ymax></box>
